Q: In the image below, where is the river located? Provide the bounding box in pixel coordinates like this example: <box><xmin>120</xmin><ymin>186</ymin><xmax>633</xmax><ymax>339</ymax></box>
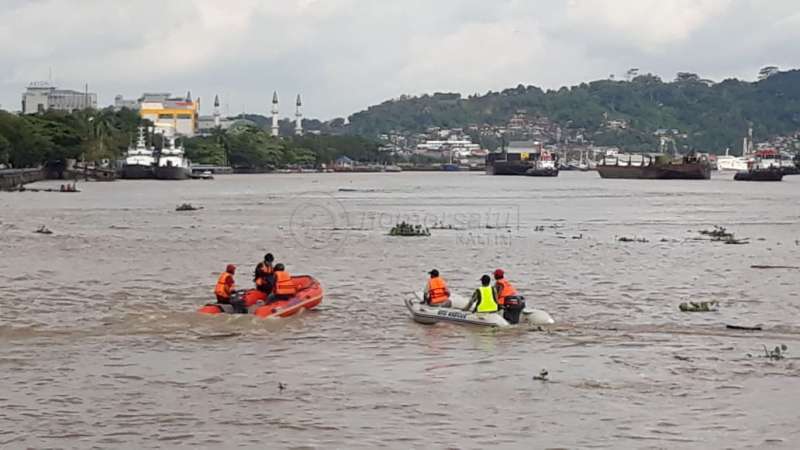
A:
<box><xmin>1</xmin><ymin>171</ymin><xmax>799</xmax><ymax>449</ymax></box>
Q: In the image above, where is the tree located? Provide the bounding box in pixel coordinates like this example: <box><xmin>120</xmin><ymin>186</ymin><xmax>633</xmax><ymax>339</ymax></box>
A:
<box><xmin>758</xmin><ymin>66</ymin><xmax>780</xmax><ymax>81</ymax></box>
<box><xmin>625</xmin><ymin>68</ymin><xmax>639</xmax><ymax>81</ymax></box>
<box><xmin>675</xmin><ymin>72</ymin><xmax>701</xmax><ymax>83</ymax></box>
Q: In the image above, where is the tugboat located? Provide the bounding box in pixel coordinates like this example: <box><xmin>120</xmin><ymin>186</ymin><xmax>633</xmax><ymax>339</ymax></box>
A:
<box><xmin>122</xmin><ymin>128</ymin><xmax>156</xmax><ymax>179</ymax></box>
<box><xmin>734</xmin><ymin>152</ymin><xmax>784</xmax><ymax>181</ymax></box>
<box><xmin>597</xmin><ymin>153</ymin><xmax>711</xmax><ymax>179</ymax></box>
<box><xmin>155</xmin><ymin>135</ymin><xmax>191</xmax><ymax>180</ymax></box>
<box><xmin>525</xmin><ymin>149</ymin><xmax>559</xmax><ymax>177</ymax></box>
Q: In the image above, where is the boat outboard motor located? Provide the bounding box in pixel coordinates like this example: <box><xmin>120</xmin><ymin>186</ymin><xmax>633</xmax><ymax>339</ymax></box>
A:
<box><xmin>229</xmin><ymin>291</ymin><xmax>248</xmax><ymax>314</ymax></box>
<box><xmin>502</xmin><ymin>296</ymin><xmax>526</xmax><ymax>324</ymax></box>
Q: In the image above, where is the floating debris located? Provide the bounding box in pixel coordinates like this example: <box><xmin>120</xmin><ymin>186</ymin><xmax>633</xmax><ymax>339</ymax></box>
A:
<box><xmin>761</xmin><ymin>344</ymin><xmax>788</xmax><ymax>360</ymax></box>
<box><xmin>618</xmin><ymin>236</ymin><xmax>648</xmax><ymax>243</ymax></box>
<box><xmin>534</xmin><ymin>225</ymin><xmax>545</xmax><ymax>232</ymax></box>
<box><xmin>726</xmin><ymin>324</ymin><xmax>762</xmax><ymax>331</ymax></box>
<box><xmin>724</xmin><ymin>236</ymin><xmax>749</xmax><ymax>245</ymax></box>
<box><xmin>532</xmin><ymin>369</ymin><xmax>549</xmax><ymax>381</ymax></box>
<box><xmin>278</xmin><ymin>382</ymin><xmax>286</xmax><ymax>392</ymax></box>
<box><xmin>750</xmin><ymin>265</ymin><xmax>799</xmax><ymax>270</ymax></box>
<box><xmin>430</xmin><ymin>221</ymin><xmax>455</xmax><ymax>230</ymax></box>
<box><xmin>175</xmin><ymin>203</ymin><xmax>202</xmax><ymax>212</ymax></box>
<box><xmin>571</xmin><ymin>234</ymin><xmax>583</xmax><ymax>240</ymax></box>
<box><xmin>34</xmin><ymin>225</ymin><xmax>53</xmax><ymax>235</ymax></box>
<box><xmin>699</xmin><ymin>226</ymin><xmax>733</xmax><ymax>239</ymax></box>
<box><xmin>389</xmin><ymin>221</ymin><xmax>430</xmax><ymax>236</ymax></box>
<box><xmin>679</xmin><ymin>301</ymin><xmax>719</xmax><ymax>312</ymax></box>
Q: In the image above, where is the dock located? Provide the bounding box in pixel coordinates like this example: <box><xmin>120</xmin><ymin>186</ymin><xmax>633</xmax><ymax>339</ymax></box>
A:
<box><xmin>0</xmin><ymin>169</ymin><xmax>45</xmax><ymax>190</ymax></box>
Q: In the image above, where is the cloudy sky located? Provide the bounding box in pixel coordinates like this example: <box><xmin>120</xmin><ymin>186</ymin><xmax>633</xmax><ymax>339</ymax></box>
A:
<box><xmin>1</xmin><ymin>0</ymin><xmax>799</xmax><ymax>119</ymax></box>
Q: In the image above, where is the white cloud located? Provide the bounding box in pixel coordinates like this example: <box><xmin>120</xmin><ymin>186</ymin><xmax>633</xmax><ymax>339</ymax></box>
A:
<box><xmin>0</xmin><ymin>0</ymin><xmax>797</xmax><ymax>117</ymax></box>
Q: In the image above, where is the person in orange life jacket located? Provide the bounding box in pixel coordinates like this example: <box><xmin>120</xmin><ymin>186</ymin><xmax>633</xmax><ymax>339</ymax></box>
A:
<box><xmin>423</xmin><ymin>269</ymin><xmax>451</xmax><ymax>307</ymax></box>
<box><xmin>269</xmin><ymin>263</ymin><xmax>297</xmax><ymax>303</ymax></box>
<box><xmin>254</xmin><ymin>253</ymin><xmax>275</xmax><ymax>293</ymax></box>
<box><xmin>214</xmin><ymin>264</ymin><xmax>246</xmax><ymax>313</ymax></box>
<box><xmin>215</xmin><ymin>264</ymin><xmax>237</xmax><ymax>303</ymax></box>
<box><xmin>493</xmin><ymin>268</ymin><xmax>521</xmax><ymax>307</ymax></box>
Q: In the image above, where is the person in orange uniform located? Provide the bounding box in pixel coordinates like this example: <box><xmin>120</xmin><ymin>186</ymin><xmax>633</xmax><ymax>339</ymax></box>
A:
<box><xmin>270</xmin><ymin>263</ymin><xmax>297</xmax><ymax>302</ymax></box>
<box><xmin>493</xmin><ymin>268</ymin><xmax>520</xmax><ymax>307</ymax></box>
<box><xmin>215</xmin><ymin>264</ymin><xmax>237</xmax><ymax>303</ymax></box>
<box><xmin>254</xmin><ymin>253</ymin><xmax>275</xmax><ymax>293</ymax></box>
<box><xmin>423</xmin><ymin>269</ymin><xmax>451</xmax><ymax>307</ymax></box>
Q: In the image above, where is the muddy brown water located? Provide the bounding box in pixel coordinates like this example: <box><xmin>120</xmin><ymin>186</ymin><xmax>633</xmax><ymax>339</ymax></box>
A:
<box><xmin>1</xmin><ymin>172</ymin><xmax>799</xmax><ymax>449</ymax></box>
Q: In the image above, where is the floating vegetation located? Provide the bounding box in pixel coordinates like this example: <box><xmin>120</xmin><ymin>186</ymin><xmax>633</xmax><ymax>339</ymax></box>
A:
<box><xmin>618</xmin><ymin>236</ymin><xmax>648</xmax><ymax>243</ymax></box>
<box><xmin>761</xmin><ymin>344</ymin><xmax>788</xmax><ymax>360</ymax></box>
<box><xmin>175</xmin><ymin>203</ymin><xmax>202</xmax><ymax>211</ymax></box>
<box><xmin>430</xmin><ymin>221</ymin><xmax>455</xmax><ymax>230</ymax></box>
<box><xmin>679</xmin><ymin>301</ymin><xmax>719</xmax><ymax>312</ymax></box>
<box><xmin>34</xmin><ymin>225</ymin><xmax>53</xmax><ymax>235</ymax></box>
<box><xmin>699</xmin><ymin>226</ymin><xmax>733</xmax><ymax>239</ymax></box>
<box><xmin>389</xmin><ymin>221</ymin><xmax>430</xmax><ymax>236</ymax></box>
<box><xmin>532</xmin><ymin>369</ymin><xmax>549</xmax><ymax>381</ymax></box>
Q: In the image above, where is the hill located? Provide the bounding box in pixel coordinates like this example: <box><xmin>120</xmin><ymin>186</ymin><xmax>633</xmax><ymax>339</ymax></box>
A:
<box><xmin>346</xmin><ymin>70</ymin><xmax>800</xmax><ymax>152</ymax></box>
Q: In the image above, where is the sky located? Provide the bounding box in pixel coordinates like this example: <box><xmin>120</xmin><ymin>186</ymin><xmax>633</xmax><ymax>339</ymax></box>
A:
<box><xmin>1</xmin><ymin>0</ymin><xmax>800</xmax><ymax>120</ymax></box>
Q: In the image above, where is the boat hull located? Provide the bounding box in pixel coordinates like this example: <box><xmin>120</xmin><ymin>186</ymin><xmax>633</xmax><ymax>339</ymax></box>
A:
<box><xmin>486</xmin><ymin>161</ymin><xmax>533</xmax><ymax>175</ymax></box>
<box><xmin>122</xmin><ymin>164</ymin><xmax>154</xmax><ymax>179</ymax></box>
<box><xmin>198</xmin><ymin>276</ymin><xmax>323</xmax><ymax>319</ymax></box>
<box><xmin>404</xmin><ymin>293</ymin><xmax>554</xmax><ymax>327</ymax></box>
<box><xmin>597</xmin><ymin>162</ymin><xmax>711</xmax><ymax>179</ymax></box>
<box><xmin>734</xmin><ymin>169</ymin><xmax>783</xmax><ymax>181</ymax></box>
<box><xmin>155</xmin><ymin>166</ymin><xmax>190</xmax><ymax>180</ymax></box>
<box><xmin>525</xmin><ymin>167</ymin><xmax>559</xmax><ymax>177</ymax></box>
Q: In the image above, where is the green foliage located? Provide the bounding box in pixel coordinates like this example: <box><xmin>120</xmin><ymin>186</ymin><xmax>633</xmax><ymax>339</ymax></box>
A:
<box><xmin>0</xmin><ymin>107</ymin><xmax>143</xmax><ymax>167</ymax></box>
<box><xmin>347</xmin><ymin>69</ymin><xmax>800</xmax><ymax>152</ymax></box>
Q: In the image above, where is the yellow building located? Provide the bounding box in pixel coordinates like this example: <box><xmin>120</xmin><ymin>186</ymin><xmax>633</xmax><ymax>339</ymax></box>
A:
<box><xmin>138</xmin><ymin>93</ymin><xmax>199</xmax><ymax>136</ymax></box>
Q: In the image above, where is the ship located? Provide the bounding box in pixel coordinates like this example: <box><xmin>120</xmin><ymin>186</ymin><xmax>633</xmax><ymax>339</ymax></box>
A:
<box><xmin>597</xmin><ymin>154</ymin><xmax>711</xmax><ymax>179</ymax></box>
<box><xmin>486</xmin><ymin>141</ymin><xmax>558</xmax><ymax>175</ymax></box>
<box><xmin>122</xmin><ymin>128</ymin><xmax>156</xmax><ymax>179</ymax></box>
<box><xmin>525</xmin><ymin>149</ymin><xmax>558</xmax><ymax>177</ymax></box>
<box><xmin>155</xmin><ymin>136</ymin><xmax>191</xmax><ymax>180</ymax></box>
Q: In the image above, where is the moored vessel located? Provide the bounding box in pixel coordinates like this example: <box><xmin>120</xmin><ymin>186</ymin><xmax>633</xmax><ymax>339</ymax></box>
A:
<box><xmin>122</xmin><ymin>128</ymin><xmax>156</xmax><ymax>179</ymax></box>
<box><xmin>597</xmin><ymin>153</ymin><xmax>711</xmax><ymax>180</ymax></box>
<box><xmin>155</xmin><ymin>136</ymin><xmax>191</xmax><ymax>180</ymax></box>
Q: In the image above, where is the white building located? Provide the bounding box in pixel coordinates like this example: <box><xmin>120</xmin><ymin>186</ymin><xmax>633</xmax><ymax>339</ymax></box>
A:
<box><xmin>21</xmin><ymin>82</ymin><xmax>97</xmax><ymax>114</ymax></box>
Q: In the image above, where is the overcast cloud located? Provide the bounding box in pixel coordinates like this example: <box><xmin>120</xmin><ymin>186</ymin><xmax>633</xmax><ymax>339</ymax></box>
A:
<box><xmin>1</xmin><ymin>0</ymin><xmax>799</xmax><ymax>119</ymax></box>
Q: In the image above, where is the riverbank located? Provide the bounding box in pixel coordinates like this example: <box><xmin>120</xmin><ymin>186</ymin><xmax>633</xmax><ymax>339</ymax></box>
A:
<box><xmin>0</xmin><ymin>168</ymin><xmax>45</xmax><ymax>190</ymax></box>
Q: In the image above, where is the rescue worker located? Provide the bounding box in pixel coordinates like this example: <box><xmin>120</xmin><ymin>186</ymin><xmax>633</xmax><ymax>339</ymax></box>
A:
<box><xmin>270</xmin><ymin>263</ymin><xmax>297</xmax><ymax>302</ymax></box>
<box><xmin>493</xmin><ymin>268</ymin><xmax>520</xmax><ymax>307</ymax></box>
<box><xmin>465</xmin><ymin>274</ymin><xmax>499</xmax><ymax>313</ymax></box>
<box><xmin>423</xmin><ymin>269</ymin><xmax>451</xmax><ymax>307</ymax></box>
<box><xmin>254</xmin><ymin>253</ymin><xmax>275</xmax><ymax>293</ymax></box>
<box><xmin>215</xmin><ymin>264</ymin><xmax>237</xmax><ymax>303</ymax></box>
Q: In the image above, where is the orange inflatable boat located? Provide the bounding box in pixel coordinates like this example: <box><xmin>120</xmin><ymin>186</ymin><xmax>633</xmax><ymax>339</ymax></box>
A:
<box><xmin>198</xmin><ymin>275</ymin><xmax>323</xmax><ymax>319</ymax></box>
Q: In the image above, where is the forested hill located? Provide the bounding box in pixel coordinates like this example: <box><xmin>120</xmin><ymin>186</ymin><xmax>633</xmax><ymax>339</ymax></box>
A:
<box><xmin>347</xmin><ymin>70</ymin><xmax>800</xmax><ymax>152</ymax></box>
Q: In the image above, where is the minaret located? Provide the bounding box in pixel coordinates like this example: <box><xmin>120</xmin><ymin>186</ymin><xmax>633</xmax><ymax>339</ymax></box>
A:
<box><xmin>295</xmin><ymin>94</ymin><xmax>303</xmax><ymax>136</ymax></box>
<box><xmin>271</xmin><ymin>91</ymin><xmax>279</xmax><ymax>137</ymax></box>
<box><xmin>186</xmin><ymin>90</ymin><xmax>192</xmax><ymax>102</ymax></box>
<box><xmin>213</xmin><ymin>95</ymin><xmax>220</xmax><ymax>128</ymax></box>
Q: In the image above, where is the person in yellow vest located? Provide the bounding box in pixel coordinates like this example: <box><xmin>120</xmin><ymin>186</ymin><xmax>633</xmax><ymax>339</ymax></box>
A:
<box><xmin>423</xmin><ymin>269</ymin><xmax>451</xmax><ymax>307</ymax></box>
<box><xmin>465</xmin><ymin>274</ymin><xmax>499</xmax><ymax>313</ymax></box>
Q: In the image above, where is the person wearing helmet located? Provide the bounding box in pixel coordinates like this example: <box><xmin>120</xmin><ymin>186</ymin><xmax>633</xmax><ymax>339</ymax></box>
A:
<box><xmin>254</xmin><ymin>253</ymin><xmax>275</xmax><ymax>293</ymax></box>
<box><xmin>493</xmin><ymin>269</ymin><xmax>520</xmax><ymax>307</ymax></box>
<box><xmin>464</xmin><ymin>274</ymin><xmax>499</xmax><ymax>313</ymax></box>
<box><xmin>423</xmin><ymin>269</ymin><xmax>451</xmax><ymax>307</ymax></box>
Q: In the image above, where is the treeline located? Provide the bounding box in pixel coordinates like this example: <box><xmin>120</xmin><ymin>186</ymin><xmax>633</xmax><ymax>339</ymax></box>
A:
<box><xmin>184</xmin><ymin>125</ymin><xmax>385</xmax><ymax>169</ymax></box>
<box><xmin>347</xmin><ymin>69</ymin><xmax>800</xmax><ymax>152</ymax></box>
<box><xmin>0</xmin><ymin>108</ymin><xmax>383</xmax><ymax>169</ymax></box>
<box><xmin>0</xmin><ymin>108</ymin><xmax>140</xmax><ymax>168</ymax></box>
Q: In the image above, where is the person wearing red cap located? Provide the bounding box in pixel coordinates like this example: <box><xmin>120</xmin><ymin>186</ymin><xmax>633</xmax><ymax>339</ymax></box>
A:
<box><xmin>493</xmin><ymin>268</ymin><xmax>519</xmax><ymax>307</ymax></box>
<box><xmin>215</xmin><ymin>264</ymin><xmax>237</xmax><ymax>303</ymax></box>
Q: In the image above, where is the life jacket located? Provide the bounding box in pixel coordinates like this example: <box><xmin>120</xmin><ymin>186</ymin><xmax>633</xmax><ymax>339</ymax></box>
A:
<box><xmin>476</xmin><ymin>286</ymin><xmax>498</xmax><ymax>313</ymax></box>
<box><xmin>495</xmin><ymin>278</ymin><xmax>518</xmax><ymax>306</ymax></box>
<box><xmin>215</xmin><ymin>272</ymin><xmax>234</xmax><ymax>298</ymax></box>
<box><xmin>273</xmin><ymin>271</ymin><xmax>297</xmax><ymax>296</ymax></box>
<box><xmin>427</xmin><ymin>277</ymin><xmax>449</xmax><ymax>304</ymax></box>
